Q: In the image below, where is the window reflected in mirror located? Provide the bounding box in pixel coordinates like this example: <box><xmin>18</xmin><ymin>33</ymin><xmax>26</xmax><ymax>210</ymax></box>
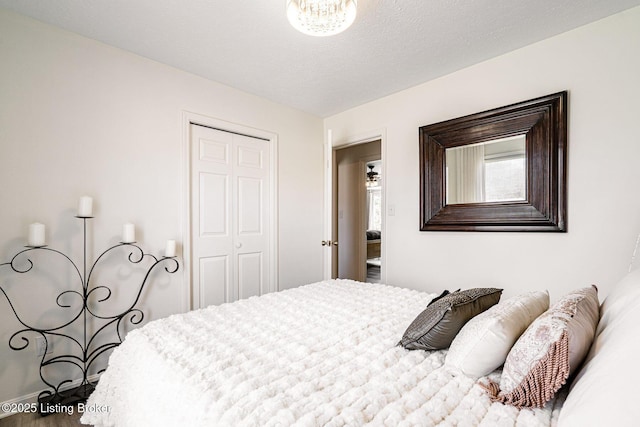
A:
<box><xmin>445</xmin><ymin>135</ymin><xmax>526</xmax><ymax>204</ymax></box>
<box><xmin>367</xmin><ymin>187</ymin><xmax>382</xmax><ymax>230</ymax></box>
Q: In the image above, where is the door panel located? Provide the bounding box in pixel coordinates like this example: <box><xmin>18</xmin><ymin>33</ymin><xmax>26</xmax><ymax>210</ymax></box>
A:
<box><xmin>199</xmin><ymin>173</ymin><xmax>228</xmax><ymax>236</ymax></box>
<box><xmin>199</xmin><ymin>138</ymin><xmax>229</xmax><ymax>163</ymax></box>
<box><xmin>238</xmin><ymin>252</ymin><xmax>262</xmax><ymax>299</ymax></box>
<box><xmin>237</xmin><ymin>145</ymin><xmax>263</xmax><ymax>169</ymax></box>
<box><xmin>238</xmin><ymin>177</ymin><xmax>262</xmax><ymax>234</ymax></box>
<box><xmin>199</xmin><ymin>256</ymin><xmax>228</xmax><ymax>307</ymax></box>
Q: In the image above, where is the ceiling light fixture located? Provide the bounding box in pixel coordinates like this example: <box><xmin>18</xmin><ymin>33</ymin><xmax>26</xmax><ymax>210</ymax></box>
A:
<box><xmin>286</xmin><ymin>0</ymin><xmax>357</xmax><ymax>37</ymax></box>
<box><xmin>366</xmin><ymin>164</ymin><xmax>380</xmax><ymax>187</ymax></box>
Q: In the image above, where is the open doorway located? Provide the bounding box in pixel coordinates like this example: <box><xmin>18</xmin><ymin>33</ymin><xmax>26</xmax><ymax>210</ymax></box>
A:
<box><xmin>332</xmin><ymin>140</ymin><xmax>382</xmax><ymax>282</ymax></box>
<box><xmin>364</xmin><ymin>160</ymin><xmax>382</xmax><ymax>282</ymax></box>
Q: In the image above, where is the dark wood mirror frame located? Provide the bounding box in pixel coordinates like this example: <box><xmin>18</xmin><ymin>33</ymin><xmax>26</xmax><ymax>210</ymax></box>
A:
<box><xmin>419</xmin><ymin>91</ymin><xmax>567</xmax><ymax>232</ymax></box>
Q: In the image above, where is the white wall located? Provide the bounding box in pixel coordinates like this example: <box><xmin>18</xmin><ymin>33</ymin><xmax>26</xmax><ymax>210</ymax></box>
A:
<box><xmin>325</xmin><ymin>7</ymin><xmax>640</xmax><ymax>302</ymax></box>
<box><xmin>0</xmin><ymin>9</ymin><xmax>324</xmax><ymax>404</ymax></box>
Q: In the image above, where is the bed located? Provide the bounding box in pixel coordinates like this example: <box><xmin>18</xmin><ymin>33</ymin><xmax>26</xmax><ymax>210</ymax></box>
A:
<box><xmin>81</xmin><ymin>280</ymin><xmax>573</xmax><ymax>426</ymax></box>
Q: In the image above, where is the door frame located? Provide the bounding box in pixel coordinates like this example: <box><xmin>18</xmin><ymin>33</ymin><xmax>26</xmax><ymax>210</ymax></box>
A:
<box><xmin>324</xmin><ymin>128</ymin><xmax>387</xmax><ymax>283</ymax></box>
<box><xmin>182</xmin><ymin>111</ymin><xmax>279</xmax><ymax>311</ymax></box>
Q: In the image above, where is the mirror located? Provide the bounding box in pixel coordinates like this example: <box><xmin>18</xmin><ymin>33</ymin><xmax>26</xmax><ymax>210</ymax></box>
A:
<box><xmin>446</xmin><ymin>135</ymin><xmax>526</xmax><ymax>204</ymax></box>
<box><xmin>419</xmin><ymin>91</ymin><xmax>567</xmax><ymax>232</ymax></box>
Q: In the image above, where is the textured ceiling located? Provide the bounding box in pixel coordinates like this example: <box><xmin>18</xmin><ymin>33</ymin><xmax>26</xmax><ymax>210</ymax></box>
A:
<box><xmin>1</xmin><ymin>0</ymin><xmax>639</xmax><ymax>117</ymax></box>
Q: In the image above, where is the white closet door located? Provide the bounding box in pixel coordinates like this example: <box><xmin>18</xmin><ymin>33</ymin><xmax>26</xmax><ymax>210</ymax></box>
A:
<box><xmin>191</xmin><ymin>124</ymin><xmax>270</xmax><ymax>308</ymax></box>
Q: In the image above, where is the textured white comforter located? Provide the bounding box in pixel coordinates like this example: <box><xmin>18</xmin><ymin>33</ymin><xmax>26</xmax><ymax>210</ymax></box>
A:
<box><xmin>81</xmin><ymin>280</ymin><xmax>564</xmax><ymax>426</ymax></box>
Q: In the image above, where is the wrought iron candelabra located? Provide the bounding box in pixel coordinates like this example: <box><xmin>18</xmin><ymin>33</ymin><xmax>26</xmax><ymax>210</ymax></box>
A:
<box><xmin>0</xmin><ymin>214</ymin><xmax>179</xmax><ymax>414</ymax></box>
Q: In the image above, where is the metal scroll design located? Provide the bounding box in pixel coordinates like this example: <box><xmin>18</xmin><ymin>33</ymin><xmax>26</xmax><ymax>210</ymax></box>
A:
<box><xmin>0</xmin><ymin>217</ymin><xmax>179</xmax><ymax>411</ymax></box>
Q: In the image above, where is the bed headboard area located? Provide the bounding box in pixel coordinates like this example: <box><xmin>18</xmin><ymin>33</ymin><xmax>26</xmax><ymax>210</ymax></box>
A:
<box><xmin>557</xmin><ymin>267</ymin><xmax>640</xmax><ymax>426</ymax></box>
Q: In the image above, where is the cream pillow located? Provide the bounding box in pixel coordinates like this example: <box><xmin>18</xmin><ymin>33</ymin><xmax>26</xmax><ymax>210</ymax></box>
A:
<box><xmin>482</xmin><ymin>285</ymin><xmax>599</xmax><ymax>408</ymax></box>
<box><xmin>445</xmin><ymin>290</ymin><xmax>549</xmax><ymax>378</ymax></box>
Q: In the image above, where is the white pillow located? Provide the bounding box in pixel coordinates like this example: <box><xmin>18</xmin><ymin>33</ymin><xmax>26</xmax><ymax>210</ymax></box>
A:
<box><xmin>445</xmin><ymin>290</ymin><xmax>549</xmax><ymax>378</ymax></box>
<box><xmin>559</xmin><ymin>270</ymin><xmax>640</xmax><ymax>426</ymax></box>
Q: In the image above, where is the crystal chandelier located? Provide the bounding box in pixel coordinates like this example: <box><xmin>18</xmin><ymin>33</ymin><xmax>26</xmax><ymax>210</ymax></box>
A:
<box><xmin>286</xmin><ymin>0</ymin><xmax>357</xmax><ymax>37</ymax></box>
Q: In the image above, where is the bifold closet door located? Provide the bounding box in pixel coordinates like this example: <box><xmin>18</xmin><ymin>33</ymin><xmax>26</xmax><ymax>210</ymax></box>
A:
<box><xmin>190</xmin><ymin>124</ymin><xmax>270</xmax><ymax>308</ymax></box>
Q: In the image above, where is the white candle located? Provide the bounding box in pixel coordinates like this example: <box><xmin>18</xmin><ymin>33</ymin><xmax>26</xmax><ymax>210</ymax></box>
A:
<box><xmin>28</xmin><ymin>223</ymin><xmax>46</xmax><ymax>247</ymax></box>
<box><xmin>78</xmin><ymin>196</ymin><xmax>93</xmax><ymax>217</ymax></box>
<box><xmin>122</xmin><ymin>223</ymin><xmax>135</xmax><ymax>243</ymax></box>
<box><xmin>165</xmin><ymin>240</ymin><xmax>176</xmax><ymax>257</ymax></box>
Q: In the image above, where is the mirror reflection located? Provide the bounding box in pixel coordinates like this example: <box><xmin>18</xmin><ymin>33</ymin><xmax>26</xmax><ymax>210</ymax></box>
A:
<box><xmin>445</xmin><ymin>135</ymin><xmax>526</xmax><ymax>204</ymax></box>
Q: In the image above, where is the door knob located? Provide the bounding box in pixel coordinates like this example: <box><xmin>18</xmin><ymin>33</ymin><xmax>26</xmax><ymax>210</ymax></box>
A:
<box><xmin>235</xmin><ymin>242</ymin><xmax>243</xmax><ymax>249</ymax></box>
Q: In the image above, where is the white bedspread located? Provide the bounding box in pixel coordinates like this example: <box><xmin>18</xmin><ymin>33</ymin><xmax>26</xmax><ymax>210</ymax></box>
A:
<box><xmin>81</xmin><ymin>280</ymin><xmax>564</xmax><ymax>426</ymax></box>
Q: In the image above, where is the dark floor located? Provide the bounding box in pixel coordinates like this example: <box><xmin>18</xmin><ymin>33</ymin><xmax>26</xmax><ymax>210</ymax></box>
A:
<box><xmin>0</xmin><ymin>405</ymin><xmax>85</xmax><ymax>427</ymax></box>
<box><xmin>367</xmin><ymin>263</ymin><xmax>381</xmax><ymax>283</ymax></box>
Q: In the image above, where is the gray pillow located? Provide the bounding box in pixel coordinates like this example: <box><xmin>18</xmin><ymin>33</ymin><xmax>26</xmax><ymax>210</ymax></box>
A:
<box><xmin>426</xmin><ymin>288</ymin><xmax>459</xmax><ymax>306</ymax></box>
<box><xmin>398</xmin><ymin>288</ymin><xmax>503</xmax><ymax>350</ymax></box>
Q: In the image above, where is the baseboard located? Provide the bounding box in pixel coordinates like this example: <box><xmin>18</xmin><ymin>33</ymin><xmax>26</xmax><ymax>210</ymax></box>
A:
<box><xmin>0</xmin><ymin>374</ymin><xmax>100</xmax><ymax>419</ymax></box>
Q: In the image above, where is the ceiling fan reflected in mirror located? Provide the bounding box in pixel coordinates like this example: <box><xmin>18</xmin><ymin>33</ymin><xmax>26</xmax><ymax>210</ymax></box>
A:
<box><xmin>366</xmin><ymin>164</ymin><xmax>380</xmax><ymax>188</ymax></box>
